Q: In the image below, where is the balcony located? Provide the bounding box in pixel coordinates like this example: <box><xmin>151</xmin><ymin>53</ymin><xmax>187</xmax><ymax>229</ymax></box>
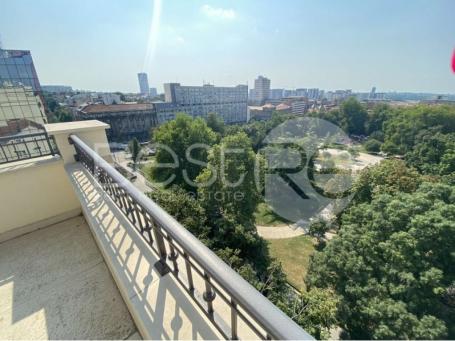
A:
<box><xmin>0</xmin><ymin>120</ymin><xmax>313</xmax><ymax>340</ymax></box>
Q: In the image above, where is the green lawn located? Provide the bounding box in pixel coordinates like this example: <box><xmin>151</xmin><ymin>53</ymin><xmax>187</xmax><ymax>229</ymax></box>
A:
<box><xmin>267</xmin><ymin>235</ymin><xmax>315</xmax><ymax>292</ymax></box>
<box><xmin>138</xmin><ymin>159</ymin><xmax>167</xmax><ymax>190</ymax></box>
<box><xmin>254</xmin><ymin>202</ymin><xmax>290</xmax><ymax>226</ymax></box>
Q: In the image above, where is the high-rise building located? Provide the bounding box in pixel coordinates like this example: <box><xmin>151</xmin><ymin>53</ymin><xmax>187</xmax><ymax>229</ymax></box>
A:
<box><xmin>251</xmin><ymin>75</ymin><xmax>270</xmax><ymax>104</ymax></box>
<box><xmin>307</xmin><ymin>88</ymin><xmax>320</xmax><ymax>100</ymax></box>
<box><xmin>283</xmin><ymin>89</ymin><xmax>297</xmax><ymax>98</ymax></box>
<box><xmin>269</xmin><ymin>88</ymin><xmax>284</xmax><ymax>100</ymax></box>
<box><xmin>369</xmin><ymin>86</ymin><xmax>377</xmax><ymax>99</ymax></box>
<box><xmin>295</xmin><ymin>88</ymin><xmax>308</xmax><ymax>97</ymax></box>
<box><xmin>149</xmin><ymin>87</ymin><xmax>158</xmax><ymax>97</ymax></box>
<box><xmin>160</xmin><ymin>83</ymin><xmax>248</xmax><ymax>123</ymax></box>
<box><xmin>0</xmin><ymin>48</ymin><xmax>56</xmax><ymax>163</ymax></box>
<box><xmin>137</xmin><ymin>72</ymin><xmax>149</xmax><ymax>95</ymax></box>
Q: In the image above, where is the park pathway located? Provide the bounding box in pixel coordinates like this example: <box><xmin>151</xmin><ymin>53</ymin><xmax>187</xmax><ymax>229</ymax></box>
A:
<box><xmin>256</xmin><ymin>224</ymin><xmax>306</xmax><ymax>239</ymax></box>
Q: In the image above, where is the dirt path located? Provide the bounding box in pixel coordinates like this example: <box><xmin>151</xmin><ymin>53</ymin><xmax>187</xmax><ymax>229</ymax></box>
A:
<box><xmin>256</xmin><ymin>224</ymin><xmax>306</xmax><ymax>239</ymax></box>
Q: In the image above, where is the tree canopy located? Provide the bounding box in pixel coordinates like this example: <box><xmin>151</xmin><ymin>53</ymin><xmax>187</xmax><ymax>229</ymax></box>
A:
<box><xmin>205</xmin><ymin>112</ymin><xmax>225</xmax><ymax>136</ymax></box>
<box><xmin>128</xmin><ymin>137</ymin><xmax>142</xmax><ymax>171</ymax></box>
<box><xmin>197</xmin><ymin>132</ymin><xmax>261</xmax><ymax>226</ymax></box>
<box><xmin>307</xmin><ymin>182</ymin><xmax>455</xmax><ymax>339</ymax></box>
<box><xmin>152</xmin><ymin>113</ymin><xmax>217</xmax><ymax>190</ymax></box>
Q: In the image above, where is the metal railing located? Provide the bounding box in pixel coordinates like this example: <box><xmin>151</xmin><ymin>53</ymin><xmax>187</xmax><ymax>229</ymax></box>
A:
<box><xmin>0</xmin><ymin>132</ymin><xmax>58</xmax><ymax>164</ymax></box>
<box><xmin>69</xmin><ymin>134</ymin><xmax>313</xmax><ymax>341</ymax></box>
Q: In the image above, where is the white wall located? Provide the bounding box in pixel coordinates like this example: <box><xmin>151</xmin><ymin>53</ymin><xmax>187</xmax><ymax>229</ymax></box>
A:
<box><xmin>0</xmin><ymin>157</ymin><xmax>81</xmax><ymax>241</ymax></box>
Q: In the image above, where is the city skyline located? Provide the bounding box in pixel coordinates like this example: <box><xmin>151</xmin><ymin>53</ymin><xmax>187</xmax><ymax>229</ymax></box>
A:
<box><xmin>1</xmin><ymin>0</ymin><xmax>454</xmax><ymax>93</ymax></box>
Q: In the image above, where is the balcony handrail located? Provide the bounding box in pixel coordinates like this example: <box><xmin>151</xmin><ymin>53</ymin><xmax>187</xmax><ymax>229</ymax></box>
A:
<box><xmin>0</xmin><ymin>131</ymin><xmax>58</xmax><ymax>164</ymax></box>
<box><xmin>69</xmin><ymin>134</ymin><xmax>313</xmax><ymax>340</ymax></box>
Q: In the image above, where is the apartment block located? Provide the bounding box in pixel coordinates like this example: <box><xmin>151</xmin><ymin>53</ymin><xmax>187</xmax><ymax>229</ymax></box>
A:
<box><xmin>250</xmin><ymin>75</ymin><xmax>271</xmax><ymax>105</ymax></box>
<box><xmin>161</xmin><ymin>82</ymin><xmax>248</xmax><ymax>123</ymax></box>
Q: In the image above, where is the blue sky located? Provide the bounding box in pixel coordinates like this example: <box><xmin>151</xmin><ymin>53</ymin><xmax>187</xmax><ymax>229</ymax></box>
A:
<box><xmin>1</xmin><ymin>0</ymin><xmax>454</xmax><ymax>93</ymax></box>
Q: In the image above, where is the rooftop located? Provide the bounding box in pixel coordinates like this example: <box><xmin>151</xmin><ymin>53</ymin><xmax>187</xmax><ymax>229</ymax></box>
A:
<box><xmin>80</xmin><ymin>103</ymin><xmax>153</xmax><ymax>114</ymax></box>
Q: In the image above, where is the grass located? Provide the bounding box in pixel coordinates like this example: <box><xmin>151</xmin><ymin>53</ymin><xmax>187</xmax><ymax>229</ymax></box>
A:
<box><xmin>267</xmin><ymin>235</ymin><xmax>316</xmax><ymax>292</ymax></box>
<box><xmin>254</xmin><ymin>202</ymin><xmax>290</xmax><ymax>226</ymax></box>
<box><xmin>138</xmin><ymin>158</ymin><xmax>167</xmax><ymax>190</ymax></box>
<box><xmin>139</xmin><ymin>161</ymin><xmax>154</xmax><ymax>181</ymax></box>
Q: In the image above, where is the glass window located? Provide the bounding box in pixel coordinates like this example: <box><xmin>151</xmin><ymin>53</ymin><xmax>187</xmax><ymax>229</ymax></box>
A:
<box><xmin>0</xmin><ymin>63</ymin><xmax>9</xmax><ymax>80</ymax></box>
<box><xmin>24</xmin><ymin>65</ymin><xmax>33</xmax><ymax>78</ymax></box>
<box><xmin>5</xmin><ymin>56</ymin><xmax>15</xmax><ymax>65</ymax></box>
<box><xmin>22</xmin><ymin>54</ymin><xmax>32</xmax><ymax>65</ymax></box>
<box><xmin>7</xmin><ymin>65</ymin><xmax>19</xmax><ymax>78</ymax></box>
<box><xmin>16</xmin><ymin>64</ymin><xmax>28</xmax><ymax>78</ymax></box>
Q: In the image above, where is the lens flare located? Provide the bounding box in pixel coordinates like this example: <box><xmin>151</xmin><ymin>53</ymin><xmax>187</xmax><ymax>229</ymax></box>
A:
<box><xmin>143</xmin><ymin>0</ymin><xmax>162</xmax><ymax>73</ymax></box>
<box><xmin>452</xmin><ymin>49</ymin><xmax>455</xmax><ymax>73</ymax></box>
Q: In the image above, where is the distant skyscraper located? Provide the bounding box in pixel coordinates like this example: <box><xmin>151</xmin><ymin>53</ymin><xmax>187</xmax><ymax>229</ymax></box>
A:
<box><xmin>137</xmin><ymin>72</ymin><xmax>149</xmax><ymax>95</ymax></box>
<box><xmin>369</xmin><ymin>86</ymin><xmax>377</xmax><ymax>99</ymax></box>
<box><xmin>269</xmin><ymin>88</ymin><xmax>284</xmax><ymax>100</ymax></box>
<box><xmin>251</xmin><ymin>75</ymin><xmax>270</xmax><ymax>104</ymax></box>
<box><xmin>149</xmin><ymin>87</ymin><xmax>157</xmax><ymax>97</ymax></box>
<box><xmin>295</xmin><ymin>88</ymin><xmax>308</xmax><ymax>97</ymax></box>
<box><xmin>307</xmin><ymin>88</ymin><xmax>320</xmax><ymax>100</ymax></box>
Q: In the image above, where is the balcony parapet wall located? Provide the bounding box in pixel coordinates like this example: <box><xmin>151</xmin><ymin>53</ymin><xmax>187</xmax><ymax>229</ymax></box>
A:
<box><xmin>0</xmin><ymin>120</ymin><xmax>113</xmax><ymax>242</ymax></box>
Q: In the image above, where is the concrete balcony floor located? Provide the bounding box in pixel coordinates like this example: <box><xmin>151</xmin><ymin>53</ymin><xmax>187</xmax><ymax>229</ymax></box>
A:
<box><xmin>0</xmin><ymin>216</ymin><xmax>140</xmax><ymax>340</ymax></box>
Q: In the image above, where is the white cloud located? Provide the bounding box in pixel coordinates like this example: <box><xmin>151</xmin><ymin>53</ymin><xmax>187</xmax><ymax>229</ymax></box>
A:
<box><xmin>201</xmin><ymin>4</ymin><xmax>236</xmax><ymax>20</ymax></box>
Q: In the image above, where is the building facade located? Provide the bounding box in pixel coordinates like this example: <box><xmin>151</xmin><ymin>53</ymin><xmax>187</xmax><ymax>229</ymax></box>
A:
<box><xmin>0</xmin><ymin>48</ymin><xmax>56</xmax><ymax>164</ymax></box>
<box><xmin>161</xmin><ymin>83</ymin><xmax>248</xmax><ymax>123</ymax></box>
<box><xmin>250</xmin><ymin>75</ymin><xmax>270</xmax><ymax>104</ymax></box>
<box><xmin>137</xmin><ymin>73</ymin><xmax>149</xmax><ymax>95</ymax></box>
<box><xmin>149</xmin><ymin>87</ymin><xmax>158</xmax><ymax>97</ymax></box>
<box><xmin>291</xmin><ymin>100</ymin><xmax>307</xmax><ymax>115</ymax></box>
<box><xmin>307</xmin><ymin>88</ymin><xmax>320</xmax><ymax>100</ymax></box>
<box><xmin>269</xmin><ymin>88</ymin><xmax>284</xmax><ymax>100</ymax></box>
<box><xmin>41</xmin><ymin>85</ymin><xmax>73</xmax><ymax>93</ymax></box>
<box><xmin>100</xmin><ymin>93</ymin><xmax>121</xmax><ymax>105</ymax></box>
<box><xmin>76</xmin><ymin>103</ymin><xmax>158</xmax><ymax>142</ymax></box>
<box><xmin>248</xmin><ymin>103</ymin><xmax>275</xmax><ymax>121</ymax></box>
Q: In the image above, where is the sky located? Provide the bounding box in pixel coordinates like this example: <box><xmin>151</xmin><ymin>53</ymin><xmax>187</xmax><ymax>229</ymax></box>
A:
<box><xmin>1</xmin><ymin>0</ymin><xmax>454</xmax><ymax>94</ymax></box>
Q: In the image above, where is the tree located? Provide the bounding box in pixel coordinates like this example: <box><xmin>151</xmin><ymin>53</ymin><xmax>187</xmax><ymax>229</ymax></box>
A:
<box><xmin>364</xmin><ymin>138</ymin><xmax>382</xmax><ymax>153</ymax></box>
<box><xmin>406</xmin><ymin>130</ymin><xmax>455</xmax><ymax>175</ymax></box>
<box><xmin>341</xmin><ymin>97</ymin><xmax>368</xmax><ymax>135</ymax></box>
<box><xmin>197</xmin><ymin>132</ymin><xmax>261</xmax><ymax>226</ymax></box>
<box><xmin>43</xmin><ymin>92</ymin><xmax>74</xmax><ymax>122</ymax></box>
<box><xmin>42</xmin><ymin>92</ymin><xmax>58</xmax><ymax>112</ymax></box>
<box><xmin>148</xmin><ymin>186</ymin><xmax>211</xmax><ymax>243</ymax></box>
<box><xmin>152</xmin><ymin>113</ymin><xmax>217</xmax><ymax>190</ymax></box>
<box><xmin>205</xmin><ymin>112</ymin><xmax>225</xmax><ymax>136</ymax></box>
<box><xmin>381</xmin><ymin>105</ymin><xmax>455</xmax><ymax>155</ymax></box>
<box><xmin>128</xmin><ymin>137</ymin><xmax>142</xmax><ymax>171</ymax></box>
<box><xmin>366</xmin><ymin>103</ymin><xmax>392</xmax><ymax>135</ymax></box>
<box><xmin>279</xmin><ymin>288</ymin><xmax>340</xmax><ymax>340</ymax></box>
<box><xmin>308</xmin><ymin>219</ymin><xmax>330</xmax><ymax>243</ymax></box>
<box><xmin>352</xmin><ymin>159</ymin><xmax>422</xmax><ymax>204</ymax></box>
<box><xmin>52</xmin><ymin>106</ymin><xmax>73</xmax><ymax>122</ymax></box>
<box><xmin>306</xmin><ymin>182</ymin><xmax>455</xmax><ymax>339</ymax></box>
